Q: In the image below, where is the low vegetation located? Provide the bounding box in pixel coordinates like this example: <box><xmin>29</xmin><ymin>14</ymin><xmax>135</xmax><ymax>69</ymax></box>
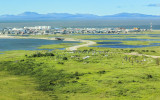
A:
<box><xmin>0</xmin><ymin>71</ymin><xmax>53</xmax><ymax>100</ymax></box>
<box><xmin>1</xmin><ymin>31</ymin><xmax>160</xmax><ymax>99</ymax></box>
<box><xmin>38</xmin><ymin>43</ymin><xmax>84</xmax><ymax>49</ymax></box>
<box><xmin>1</xmin><ymin>47</ymin><xmax>160</xmax><ymax>99</ymax></box>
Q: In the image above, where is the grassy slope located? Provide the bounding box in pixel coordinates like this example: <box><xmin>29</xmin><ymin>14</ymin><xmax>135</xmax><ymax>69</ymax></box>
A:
<box><xmin>1</xmin><ymin>31</ymin><xmax>160</xmax><ymax>100</ymax></box>
<box><xmin>1</xmin><ymin>48</ymin><xmax>160</xmax><ymax>100</ymax></box>
<box><xmin>0</xmin><ymin>51</ymin><xmax>54</xmax><ymax>100</ymax></box>
<box><xmin>0</xmin><ymin>71</ymin><xmax>53</xmax><ymax>100</ymax></box>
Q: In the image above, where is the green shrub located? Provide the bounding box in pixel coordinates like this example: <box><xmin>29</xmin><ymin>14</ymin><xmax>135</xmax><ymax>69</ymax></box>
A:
<box><xmin>58</xmin><ymin>62</ymin><xmax>64</xmax><ymax>64</ymax></box>
<box><xmin>74</xmin><ymin>72</ymin><xmax>79</xmax><ymax>76</ymax></box>
<box><xmin>129</xmin><ymin>49</ymin><xmax>135</xmax><ymax>52</ymax></box>
<box><xmin>29</xmin><ymin>52</ymin><xmax>55</xmax><ymax>58</ymax></box>
<box><xmin>63</xmin><ymin>57</ymin><xmax>68</xmax><ymax>60</ymax></box>
<box><xmin>97</xmin><ymin>70</ymin><xmax>106</xmax><ymax>74</ymax></box>
<box><xmin>147</xmin><ymin>74</ymin><xmax>153</xmax><ymax>79</ymax></box>
<box><xmin>44</xmin><ymin>52</ymin><xmax>55</xmax><ymax>56</ymax></box>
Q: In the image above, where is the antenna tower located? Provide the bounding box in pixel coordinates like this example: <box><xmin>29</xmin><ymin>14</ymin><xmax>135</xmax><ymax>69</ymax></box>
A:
<box><xmin>150</xmin><ymin>23</ymin><xmax>152</xmax><ymax>31</ymax></box>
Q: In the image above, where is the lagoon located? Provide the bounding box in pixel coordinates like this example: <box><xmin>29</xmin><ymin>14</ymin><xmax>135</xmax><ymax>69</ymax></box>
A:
<box><xmin>94</xmin><ymin>41</ymin><xmax>160</xmax><ymax>48</ymax></box>
<box><xmin>0</xmin><ymin>38</ymin><xmax>79</xmax><ymax>51</ymax></box>
<box><xmin>93</xmin><ymin>44</ymin><xmax>160</xmax><ymax>48</ymax></box>
<box><xmin>86</xmin><ymin>38</ymin><xmax>160</xmax><ymax>41</ymax></box>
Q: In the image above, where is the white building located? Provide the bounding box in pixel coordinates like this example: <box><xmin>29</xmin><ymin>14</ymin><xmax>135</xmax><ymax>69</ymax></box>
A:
<box><xmin>12</xmin><ymin>28</ymin><xmax>24</xmax><ymax>31</ymax></box>
<box><xmin>24</xmin><ymin>26</ymin><xmax>51</xmax><ymax>30</ymax></box>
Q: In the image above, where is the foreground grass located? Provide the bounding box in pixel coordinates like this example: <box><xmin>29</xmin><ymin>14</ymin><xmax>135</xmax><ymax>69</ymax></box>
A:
<box><xmin>0</xmin><ymin>71</ymin><xmax>53</xmax><ymax>100</ymax></box>
<box><xmin>1</xmin><ymin>48</ymin><xmax>160</xmax><ymax>100</ymax></box>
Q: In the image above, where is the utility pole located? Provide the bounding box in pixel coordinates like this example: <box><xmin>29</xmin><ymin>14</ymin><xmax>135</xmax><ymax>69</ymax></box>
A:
<box><xmin>150</xmin><ymin>23</ymin><xmax>152</xmax><ymax>31</ymax></box>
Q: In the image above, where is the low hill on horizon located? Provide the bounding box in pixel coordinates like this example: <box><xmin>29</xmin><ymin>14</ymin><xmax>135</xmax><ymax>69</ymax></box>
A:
<box><xmin>0</xmin><ymin>12</ymin><xmax>160</xmax><ymax>20</ymax></box>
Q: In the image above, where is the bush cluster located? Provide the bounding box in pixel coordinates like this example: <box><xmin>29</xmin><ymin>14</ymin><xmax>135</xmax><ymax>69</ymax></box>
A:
<box><xmin>29</xmin><ymin>52</ymin><xmax>55</xmax><ymax>57</ymax></box>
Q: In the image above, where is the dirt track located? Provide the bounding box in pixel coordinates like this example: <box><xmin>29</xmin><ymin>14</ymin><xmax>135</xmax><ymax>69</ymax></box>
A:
<box><xmin>125</xmin><ymin>52</ymin><xmax>160</xmax><ymax>58</ymax></box>
<box><xmin>66</xmin><ymin>40</ymin><xmax>96</xmax><ymax>51</ymax></box>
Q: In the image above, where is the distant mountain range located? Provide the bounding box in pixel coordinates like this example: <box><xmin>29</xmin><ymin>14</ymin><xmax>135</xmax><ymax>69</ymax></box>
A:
<box><xmin>0</xmin><ymin>12</ymin><xmax>160</xmax><ymax>20</ymax></box>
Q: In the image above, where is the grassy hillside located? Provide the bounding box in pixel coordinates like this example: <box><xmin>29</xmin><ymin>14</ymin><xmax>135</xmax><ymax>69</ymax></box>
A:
<box><xmin>0</xmin><ymin>71</ymin><xmax>53</xmax><ymax>100</ymax></box>
<box><xmin>0</xmin><ymin>47</ymin><xmax>160</xmax><ymax>100</ymax></box>
<box><xmin>1</xmin><ymin>31</ymin><xmax>160</xmax><ymax>99</ymax></box>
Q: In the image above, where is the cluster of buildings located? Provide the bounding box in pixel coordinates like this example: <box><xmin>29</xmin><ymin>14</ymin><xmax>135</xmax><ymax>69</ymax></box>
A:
<box><xmin>1</xmin><ymin>26</ymin><xmax>51</xmax><ymax>35</ymax></box>
<box><xmin>0</xmin><ymin>26</ymin><xmax>148</xmax><ymax>35</ymax></box>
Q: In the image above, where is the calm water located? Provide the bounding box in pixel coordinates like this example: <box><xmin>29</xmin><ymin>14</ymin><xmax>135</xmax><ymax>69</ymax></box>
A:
<box><xmin>0</xmin><ymin>20</ymin><xmax>160</xmax><ymax>29</ymax></box>
<box><xmin>94</xmin><ymin>41</ymin><xmax>160</xmax><ymax>48</ymax></box>
<box><xmin>89</xmin><ymin>34</ymin><xmax>160</xmax><ymax>48</ymax></box>
<box><xmin>86</xmin><ymin>38</ymin><xmax>160</xmax><ymax>41</ymax></box>
<box><xmin>0</xmin><ymin>38</ymin><xmax>79</xmax><ymax>51</ymax></box>
<box><xmin>94</xmin><ymin>44</ymin><xmax>160</xmax><ymax>48</ymax></box>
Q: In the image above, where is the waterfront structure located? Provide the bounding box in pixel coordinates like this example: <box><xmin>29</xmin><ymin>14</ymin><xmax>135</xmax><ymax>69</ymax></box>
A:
<box><xmin>24</xmin><ymin>26</ymin><xmax>51</xmax><ymax>30</ymax></box>
<box><xmin>1</xmin><ymin>26</ymin><xmax>147</xmax><ymax>35</ymax></box>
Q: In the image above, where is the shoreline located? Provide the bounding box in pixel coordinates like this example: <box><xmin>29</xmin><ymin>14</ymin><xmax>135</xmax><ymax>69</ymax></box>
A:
<box><xmin>0</xmin><ymin>35</ymin><xmax>16</xmax><ymax>38</ymax></box>
<box><xmin>0</xmin><ymin>35</ymin><xmax>57</xmax><ymax>40</ymax></box>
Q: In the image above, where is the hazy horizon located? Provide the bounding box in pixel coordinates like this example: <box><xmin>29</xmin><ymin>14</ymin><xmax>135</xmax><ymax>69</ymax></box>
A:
<box><xmin>1</xmin><ymin>12</ymin><xmax>160</xmax><ymax>16</ymax></box>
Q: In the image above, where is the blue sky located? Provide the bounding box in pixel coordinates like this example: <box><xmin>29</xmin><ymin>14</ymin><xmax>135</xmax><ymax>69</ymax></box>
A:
<box><xmin>0</xmin><ymin>0</ymin><xmax>160</xmax><ymax>15</ymax></box>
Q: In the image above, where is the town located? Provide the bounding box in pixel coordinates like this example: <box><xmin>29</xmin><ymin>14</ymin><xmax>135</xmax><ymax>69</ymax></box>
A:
<box><xmin>0</xmin><ymin>26</ymin><xmax>148</xmax><ymax>35</ymax></box>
